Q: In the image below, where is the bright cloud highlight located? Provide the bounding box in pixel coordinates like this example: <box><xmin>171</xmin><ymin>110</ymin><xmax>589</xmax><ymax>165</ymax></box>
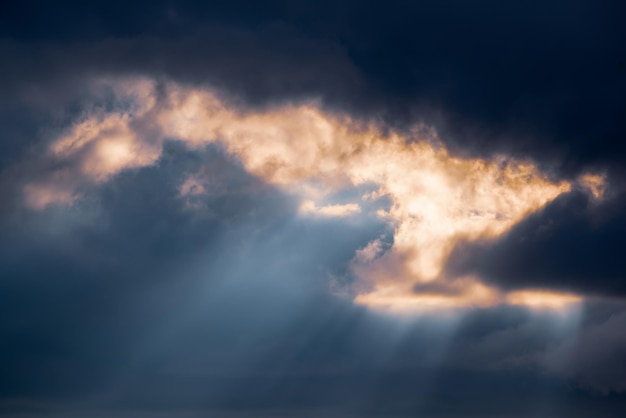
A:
<box><xmin>22</xmin><ymin>77</ymin><xmax>605</xmax><ymax>312</ymax></box>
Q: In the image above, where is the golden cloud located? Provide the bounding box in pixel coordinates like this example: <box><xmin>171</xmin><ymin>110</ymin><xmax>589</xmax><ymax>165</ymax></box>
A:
<box><xmin>23</xmin><ymin>78</ymin><xmax>605</xmax><ymax>312</ymax></box>
<box><xmin>299</xmin><ymin>200</ymin><xmax>361</xmax><ymax>217</ymax></box>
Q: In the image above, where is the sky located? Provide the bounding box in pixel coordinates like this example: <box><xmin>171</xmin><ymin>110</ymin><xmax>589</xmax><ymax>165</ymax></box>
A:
<box><xmin>1</xmin><ymin>1</ymin><xmax>626</xmax><ymax>417</ymax></box>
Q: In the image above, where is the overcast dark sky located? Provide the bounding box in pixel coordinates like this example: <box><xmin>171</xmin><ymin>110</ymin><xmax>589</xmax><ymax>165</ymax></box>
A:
<box><xmin>1</xmin><ymin>1</ymin><xmax>626</xmax><ymax>417</ymax></box>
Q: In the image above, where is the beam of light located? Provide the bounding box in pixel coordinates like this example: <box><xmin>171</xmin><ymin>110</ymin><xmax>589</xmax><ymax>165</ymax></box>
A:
<box><xmin>20</xmin><ymin>77</ymin><xmax>606</xmax><ymax>313</ymax></box>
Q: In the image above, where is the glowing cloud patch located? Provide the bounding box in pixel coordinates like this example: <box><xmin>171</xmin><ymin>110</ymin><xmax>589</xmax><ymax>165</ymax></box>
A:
<box><xmin>299</xmin><ymin>200</ymin><xmax>361</xmax><ymax>217</ymax></box>
<box><xmin>506</xmin><ymin>290</ymin><xmax>582</xmax><ymax>311</ymax></box>
<box><xmin>578</xmin><ymin>173</ymin><xmax>607</xmax><ymax>200</ymax></box>
<box><xmin>22</xmin><ymin>77</ymin><xmax>606</xmax><ymax>312</ymax></box>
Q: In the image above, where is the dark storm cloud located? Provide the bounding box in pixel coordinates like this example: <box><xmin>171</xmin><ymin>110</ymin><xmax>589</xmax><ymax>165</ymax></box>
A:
<box><xmin>0</xmin><ymin>145</ymin><xmax>280</xmax><ymax>397</ymax></box>
<box><xmin>3</xmin><ymin>139</ymin><xmax>624</xmax><ymax>415</ymax></box>
<box><xmin>543</xmin><ymin>304</ymin><xmax>626</xmax><ymax>394</ymax></box>
<box><xmin>0</xmin><ymin>1</ymin><xmax>623</xmax><ymax>168</ymax></box>
<box><xmin>2</xmin><ymin>1</ymin><xmax>626</xmax><ymax>416</ymax></box>
<box><xmin>2</xmin><ymin>0</ymin><xmax>625</xmax><ymax>175</ymax></box>
<box><xmin>1</xmin><ymin>0</ymin><xmax>623</xmax><ymax>300</ymax></box>
<box><xmin>446</xmin><ymin>189</ymin><xmax>626</xmax><ymax>297</ymax></box>
<box><xmin>0</xmin><ymin>142</ymin><xmax>388</xmax><ymax>403</ymax></box>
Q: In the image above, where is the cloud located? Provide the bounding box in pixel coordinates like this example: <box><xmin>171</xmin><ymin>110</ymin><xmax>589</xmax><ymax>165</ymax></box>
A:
<box><xmin>299</xmin><ymin>200</ymin><xmax>361</xmax><ymax>217</ymax></box>
<box><xmin>4</xmin><ymin>1</ymin><xmax>625</xmax><ymax>177</ymax></box>
<box><xmin>1</xmin><ymin>2</ymin><xmax>626</xmax><ymax>416</ymax></box>
<box><xmin>541</xmin><ymin>307</ymin><xmax>626</xmax><ymax>394</ymax></box>
<box><xmin>23</xmin><ymin>177</ymin><xmax>78</xmax><ymax>210</ymax></box>
<box><xmin>13</xmin><ymin>77</ymin><xmax>606</xmax><ymax>312</ymax></box>
<box><xmin>446</xmin><ymin>190</ymin><xmax>626</xmax><ymax>297</ymax></box>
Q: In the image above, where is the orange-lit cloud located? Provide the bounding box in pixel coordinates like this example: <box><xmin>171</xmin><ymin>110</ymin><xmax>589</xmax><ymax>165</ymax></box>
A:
<box><xmin>24</xmin><ymin>181</ymin><xmax>77</xmax><ymax>210</ymax></box>
<box><xmin>506</xmin><ymin>290</ymin><xmax>582</xmax><ymax>310</ymax></box>
<box><xmin>23</xmin><ymin>77</ymin><xmax>606</xmax><ymax>312</ymax></box>
<box><xmin>299</xmin><ymin>200</ymin><xmax>361</xmax><ymax>217</ymax></box>
<box><xmin>577</xmin><ymin>173</ymin><xmax>606</xmax><ymax>200</ymax></box>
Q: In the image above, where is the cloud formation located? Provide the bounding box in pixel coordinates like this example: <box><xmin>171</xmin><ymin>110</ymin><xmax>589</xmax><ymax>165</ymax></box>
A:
<box><xmin>19</xmin><ymin>77</ymin><xmax>605</xmax><ymax>311</ymax></box>
<box><xmin>1</xmin><ymin>3</ymin><xmax>626</xmax><ymax>414</ymax></box>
